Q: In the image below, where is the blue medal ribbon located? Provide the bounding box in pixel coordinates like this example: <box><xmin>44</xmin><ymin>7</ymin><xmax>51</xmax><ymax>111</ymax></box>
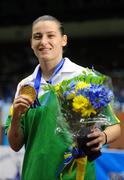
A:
<box><xmin>47</xmin><ymin>58</ymin><xmax>65</xmax><ymax>84</ymax></box>
<box><xmin>32</xmin><ymin>58</ymin><xmax>65</xmax><ymax>107</ymax></box>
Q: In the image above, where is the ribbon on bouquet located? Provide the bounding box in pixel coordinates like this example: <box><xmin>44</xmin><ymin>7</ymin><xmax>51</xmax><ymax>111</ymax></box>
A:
<box><xmin>56</xmin><ymin>145</ymin><xmax>87</xmax><ymax>180</ymax></box>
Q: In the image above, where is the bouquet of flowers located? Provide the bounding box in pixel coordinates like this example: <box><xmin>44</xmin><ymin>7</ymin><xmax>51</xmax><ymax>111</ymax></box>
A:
<box><xmin>44</xmin><ymin>70</ymin><xmax>114</xmax><ymax>161</ymax></box>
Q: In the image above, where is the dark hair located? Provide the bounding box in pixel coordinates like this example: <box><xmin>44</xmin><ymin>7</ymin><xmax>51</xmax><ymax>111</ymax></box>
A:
<box><xmin>32</xmin><ymin>15</ymin><xmax>65</xmax><ymax>35</ymax></box>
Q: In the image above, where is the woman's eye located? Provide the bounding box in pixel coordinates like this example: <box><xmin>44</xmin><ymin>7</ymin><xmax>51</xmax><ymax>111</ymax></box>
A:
<box><xmin>48</xmin><ymin>34</ymin><xmax>55</xmax><ymax>38</ymax></box>
<box><xmin>33</xmin><ymin>36</ymin><xmax>41</xmax><ymax>40</ymax></box>
<box><xmin>33</xmin><ymin>33</ymin><xmax>42</xmax><ymax>40</ymax></box>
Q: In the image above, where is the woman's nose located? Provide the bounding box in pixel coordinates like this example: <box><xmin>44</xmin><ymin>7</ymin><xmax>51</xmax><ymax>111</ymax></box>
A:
<box><xmin>40</xmin><ymin>35</ymin><xmax>48</xmax><ymax>45</ymax></box>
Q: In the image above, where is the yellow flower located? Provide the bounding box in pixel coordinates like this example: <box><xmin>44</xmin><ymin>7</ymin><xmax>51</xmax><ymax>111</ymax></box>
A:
<box><xmin>75</xmin><ymin>82</ymin><xmax>90</xmax><ymax>92</ymax></box>
<box><xmin>66</xmin><ymin>93</ymin><xmax>75</xmax><ymax>100</ymax></box>
<box><xmin>55</xmin><ymin>83</ymin><xmax>61</xmax><ymax>92</ymax></box>
<box><xmin>72</xmin><ymin>95</ymin><xmax>90</xmax><ymax>113</ymax></box>
<box><xmin>9</xmin><ymin>105</ymin><xmax>13</xmax><ymax>116</ymax></box>
<box><xmin>72</xmin><ymin>95</ymin><xmax>97</xmax><ymax>118</ymax></box>
<box><xmin>81</xmin><ymin>107</ymin><xmax>97</xmax><ymax>118</ymax></box>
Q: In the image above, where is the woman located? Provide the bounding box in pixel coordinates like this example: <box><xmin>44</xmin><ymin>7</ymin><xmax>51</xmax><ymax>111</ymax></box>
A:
<box><xmin>5</xmin><ymin>15</ymin><xmax>120</xmax><ymax>180</ymax></box>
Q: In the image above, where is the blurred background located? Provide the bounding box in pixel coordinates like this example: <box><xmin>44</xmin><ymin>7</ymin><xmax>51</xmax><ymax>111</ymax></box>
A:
<box><xmin>0</xmin><ymin>0</ymin><xmax>124</xmax><ymax>179</ymax></box>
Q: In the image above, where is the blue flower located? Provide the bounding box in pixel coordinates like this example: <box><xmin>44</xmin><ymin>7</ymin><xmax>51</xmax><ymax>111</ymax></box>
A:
<box><xmin>63</xmin><ymin>91</ymin><xmax>70</xmax><ymax>98</ymax></box>
<box><xmin>69</xmin><ymin>81</ymin><xmax>76</xmax><ymax>89</ymax></box>
<box><xmin>77</xmin><ymin>84</ymin><xmax>113</xmax><ymax>109</ymax></box>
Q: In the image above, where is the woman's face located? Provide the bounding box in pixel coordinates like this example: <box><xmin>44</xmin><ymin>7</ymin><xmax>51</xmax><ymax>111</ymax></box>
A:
<box><xmin>31</xmin><ymin>20</ymin><xmax>67</xmax><ymax>64</ymax></box>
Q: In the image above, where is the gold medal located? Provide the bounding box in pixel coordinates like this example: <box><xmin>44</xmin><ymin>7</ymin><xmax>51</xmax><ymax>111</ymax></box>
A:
<box><xmin>19</xmin><ymin>85</ymin><xmax>36</xmax><ymax>103</ymax></box>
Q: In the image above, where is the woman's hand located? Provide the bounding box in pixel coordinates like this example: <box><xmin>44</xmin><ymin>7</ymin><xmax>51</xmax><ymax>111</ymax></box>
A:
<box><xmin>8</xmin><ymin>95</ymin><xmax>33</xmax><ymax>151</ymax></box>
<box><xmin>12</xmin><ymin>95</ymin><xmax>33</xmax><ymax>121</ymax></box>
<box><xmin>86</xmin><ymin>128</ymin><xmax>106</xmax><ymax>151</ymax></box>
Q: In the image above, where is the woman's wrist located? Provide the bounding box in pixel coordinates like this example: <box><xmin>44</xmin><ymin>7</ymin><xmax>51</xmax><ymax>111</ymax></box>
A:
<box><xmin>102</xmin><ymin>131</ymin><xmax>107</xmax><ymax>145</ymax></box>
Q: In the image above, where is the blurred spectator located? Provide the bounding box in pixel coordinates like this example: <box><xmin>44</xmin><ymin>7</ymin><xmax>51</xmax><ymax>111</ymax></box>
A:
<box><xmin>0</xmin><ymin>99</ymin><xmax>3</xmax><ymax>145</ymax></box>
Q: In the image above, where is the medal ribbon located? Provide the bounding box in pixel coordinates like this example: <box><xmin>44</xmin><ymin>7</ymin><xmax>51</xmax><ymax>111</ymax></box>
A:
<box><xmin>33</xmin><ymin>58</ymin><xmax>65</xmax><ymax>107</ymax></box>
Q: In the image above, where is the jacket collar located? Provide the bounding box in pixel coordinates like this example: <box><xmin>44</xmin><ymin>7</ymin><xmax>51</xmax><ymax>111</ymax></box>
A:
<box><xmin>31</xmin><ymin>57</ymin><xmax>79</xmax><ymax>81</ymax></box>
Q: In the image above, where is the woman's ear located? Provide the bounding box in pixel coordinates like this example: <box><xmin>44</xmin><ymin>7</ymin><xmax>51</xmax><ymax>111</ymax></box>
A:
<box><xmin>62</xmin><ymin>35</ymin><xmax>67</xmax><ymax>47</ymax></box>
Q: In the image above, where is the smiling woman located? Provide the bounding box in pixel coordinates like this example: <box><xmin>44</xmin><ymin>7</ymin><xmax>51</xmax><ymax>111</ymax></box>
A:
<box><xmin>5</xmin><ymin>15</ymin><xmax>120</xmax><ymax>180</ymax></box>
<box><xmin>31</xmin><ymin>16</ymin><xmax>67</xmax><ymax>81</ymax></box>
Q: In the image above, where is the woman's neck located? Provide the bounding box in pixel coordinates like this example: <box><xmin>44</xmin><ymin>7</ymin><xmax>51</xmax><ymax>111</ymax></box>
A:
<box><xmin>40</xmin><ymin>59</ymin><xmax>61</xmax><ymax>81</ymax></box>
